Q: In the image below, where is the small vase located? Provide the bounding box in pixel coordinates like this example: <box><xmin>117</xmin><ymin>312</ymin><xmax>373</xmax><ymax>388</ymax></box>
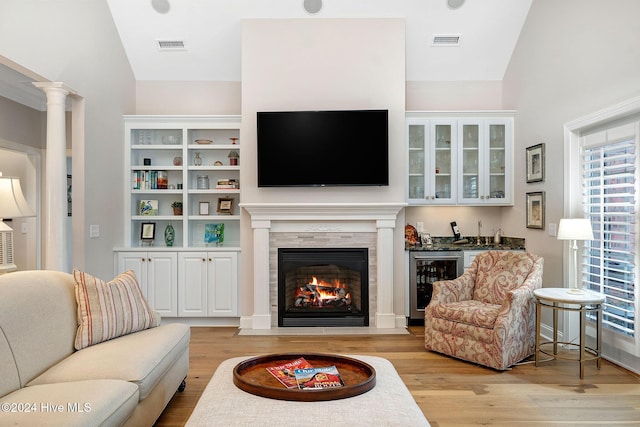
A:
<box><xmin>164</xmin><ymin>223</ymin><xmax>175</xmax><ymax>247</ymax></box>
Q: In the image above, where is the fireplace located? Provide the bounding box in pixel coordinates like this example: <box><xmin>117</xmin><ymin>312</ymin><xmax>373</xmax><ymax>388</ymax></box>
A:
<box><xmin>278</xmin><ymin>248</ymin><xmax>369</xmax><ymax>327</ymax></box>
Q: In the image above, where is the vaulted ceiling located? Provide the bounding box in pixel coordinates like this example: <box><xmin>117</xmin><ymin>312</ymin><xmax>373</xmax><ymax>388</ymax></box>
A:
<box><xmin>0</xmin><ymin>0</ymin><xmax>532</xmax><ymax>110</ymax></box>
<box><xmin>106</xmin><ymin>0</ymin><xmax>532</xmax><ymax>82</ymax></box>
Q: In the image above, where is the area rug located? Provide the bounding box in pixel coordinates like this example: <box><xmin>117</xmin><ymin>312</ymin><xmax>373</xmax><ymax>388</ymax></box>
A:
<box><xmin>186</xmin><ymin>355</ymin><xmax>430</xmax><ymax>427</ymax></box>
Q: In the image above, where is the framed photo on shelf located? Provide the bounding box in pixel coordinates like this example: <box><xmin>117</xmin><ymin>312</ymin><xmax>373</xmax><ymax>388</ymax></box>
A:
<box><xmin>526</xmin><ymin>192</ymin><xmax>545</xmax><ymax>229</ymax></box>
<box><xmin>204</xmin><ymin>223</ymin><xmax>224</xmax><ymax>245</ymax></box>
<box><xmin>526</xmin><ymin>143</ymin><xmax>545</xmax><ymax>183</ymax></box>
<box><xmin>141</xmin><ymin>222</ymin><xmax>156</xmax><ymax>241</ymax></box>
<box><xmin>139</xmin><ymin>200</ymin><xmax>158</xmax><ymax>216</ymax></box>
<box><xmin>217</xmin><ymin>198</ymin><xmax>234</xmax><ymax>215</ymax></box>
<box><xmin>199</xmin><ymin>201</ymin><xmax>210</xmax><ymax>215</ymax></box>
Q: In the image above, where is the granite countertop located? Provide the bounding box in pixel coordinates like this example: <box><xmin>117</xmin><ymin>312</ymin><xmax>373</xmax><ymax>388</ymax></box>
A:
<box><xmin>406</xmin><ymin>236</ymin><xmax>525</xmax><ymax>251</ymax></box>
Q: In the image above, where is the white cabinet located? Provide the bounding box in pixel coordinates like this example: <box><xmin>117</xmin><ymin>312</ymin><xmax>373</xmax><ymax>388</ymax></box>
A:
<box><xmin>406</xmin><ymin>112</ymin><xmax>514</xmax><ymax>206</ymax></box>
<box><xmin>407</xmin><ymin>118</ymin><xmax>457</xmax><ymax>205</ymax></box>
<box><xmin>463</xmin><ymin>250</ymin><xmax>484</xmax><ymax>270</ymax></box>
<box><xmin>115</xmin><ymin>251</ymin><xmax>178</xmax><ymax>316</ymax></box>
<box><xmin>178</xmin><ymin>252</ymin><xmax>238</xmax><ymax>317</ymax></box>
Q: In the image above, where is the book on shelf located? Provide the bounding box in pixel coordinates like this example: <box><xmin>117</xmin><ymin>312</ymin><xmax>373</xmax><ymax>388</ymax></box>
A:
<box><xmin>216</xmin><ymin>178</ymin><xmax>239</xmax><ymax>189</ymax></box>
<box><xmin>265</xmin><ymin>357</ymin><xmax>313</xmax><ymax>389</ymax></box>
<box><xmin>132</xmin><ymin>170</ymin><xmax>169</xmax><ymax>190</ymax></box>
<box><xmin>294</xmin><ymin>366</ymin><xmax>344</xmax><ymax>390</ymax></box>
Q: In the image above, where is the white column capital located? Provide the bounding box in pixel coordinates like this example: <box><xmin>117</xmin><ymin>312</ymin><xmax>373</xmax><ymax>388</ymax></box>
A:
<box><xmin>32</xmin><ymin>81</ymin><xmax>75</xmax><ymax>96</ymax></box>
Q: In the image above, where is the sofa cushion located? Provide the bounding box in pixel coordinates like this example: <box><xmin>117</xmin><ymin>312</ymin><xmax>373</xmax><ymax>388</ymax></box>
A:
<box><xmin>0</xmin><ymin>379</ymin><xmax>138</xmax><ymax>427</ymax></box>
<box><xmin>0</xmin><ymin>271</ymin><xmax>77</xmax><ymax>389</ymax></box>
<box><xmin>73</xmin><ymin>269</ymin><xmax>160</xmax><ymax>350</ymax></box>
<box><xmin>27</xmin><ymin>323</ymin><xmax>190</xmax><ymax>400</ymax></box>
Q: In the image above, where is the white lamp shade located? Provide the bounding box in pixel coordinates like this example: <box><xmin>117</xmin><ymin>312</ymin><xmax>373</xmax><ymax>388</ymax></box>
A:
<box><xmin>0</xmin><ymin>175</ymin><xmax>35</xmax><ymax>218</ymax></box>
<box><xmin>557</xmin><ymin>218</ymin><xmax>594</xmax><ymax>241</ymax></box>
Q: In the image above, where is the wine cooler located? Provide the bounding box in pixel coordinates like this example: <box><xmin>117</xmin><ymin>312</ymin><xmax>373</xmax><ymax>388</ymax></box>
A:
<box><xmin>409</xmin><ymin>251</ymin><xmax>464</xmax><ymax>324</ymax></box>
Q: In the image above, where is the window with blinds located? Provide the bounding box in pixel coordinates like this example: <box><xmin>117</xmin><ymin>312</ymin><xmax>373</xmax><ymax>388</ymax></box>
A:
<box><xmin>581</xmin><ymin>129</ymin><xmax>637</xmax><ymax>339</ymax></box>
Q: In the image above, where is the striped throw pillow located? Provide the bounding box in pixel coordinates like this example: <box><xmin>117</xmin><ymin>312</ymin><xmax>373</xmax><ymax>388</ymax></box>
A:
<box><xmin>73</xmin><ymin>269</ymin><xmax>160</xmax><ymax>350</ymax></box>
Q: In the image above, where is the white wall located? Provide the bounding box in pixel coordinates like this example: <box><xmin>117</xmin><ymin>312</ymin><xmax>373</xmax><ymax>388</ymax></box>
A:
<box><xmin>0</xmin><ymin>0</ymin><xmax>136</xmax><ymax>278</ymax></box>
<box><xmin>240</xmin><ymin>18</ymin><xmax>407</xmax><ymax>319</ymax></box>
<box><xmin>502</xmin><ymin>0</ymin><xmax>640</xmax><ymax>369</ymax></box>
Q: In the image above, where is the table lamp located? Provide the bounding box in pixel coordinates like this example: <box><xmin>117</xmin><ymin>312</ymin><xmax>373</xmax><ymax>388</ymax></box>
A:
<box><xmin>0</xmin><ymin>173</ymin><xmax>35</xmax><ymax>273</ymax></box>
<box><xmin>557</xmin><ymin>218</ymin><xmax>594</xmax><ymax>294</ymax></box>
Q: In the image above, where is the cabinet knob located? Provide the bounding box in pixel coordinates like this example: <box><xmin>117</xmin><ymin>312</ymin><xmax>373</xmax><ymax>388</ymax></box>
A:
<box><xmin>141</xmin><ymin>258</ymin><xmax>146</xmax><ymax>262</ymax></box>
<box><xmin>202</xmin><ymin>258</ymin><xmax>206</xmax><ymax>262</ymax></box>
<box><xmin>148</xmin><ymin>258</ymin><xmax>152</xmax><ymax>262</ymax></box>
<box><xmin>208</xmin><ymin>258</ymin><xmax>212</xmax><ymax>262</ymax></box>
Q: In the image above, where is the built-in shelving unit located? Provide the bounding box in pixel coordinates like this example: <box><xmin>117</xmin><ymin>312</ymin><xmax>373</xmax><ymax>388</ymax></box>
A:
<box><xmin>115</xmin><ymin>116</ymin><xmax>241</xmax><ymax>318</ymax></box>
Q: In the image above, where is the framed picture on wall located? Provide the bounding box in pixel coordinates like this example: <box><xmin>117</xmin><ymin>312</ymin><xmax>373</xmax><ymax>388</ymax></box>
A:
<box><xmin>526</xmin><ymin>192</ymin><xmax>545</xmax><ymax>229</ymax></box>
<box><xmin>526</xmin><ymin>143</ymin><xmax>545</xmax><ymax>183</ymax></box>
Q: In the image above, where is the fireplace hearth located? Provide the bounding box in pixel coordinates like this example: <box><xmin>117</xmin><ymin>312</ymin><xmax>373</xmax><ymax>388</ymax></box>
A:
<box><xmin>278</xmin><ymin>248</ymin><xmax>369</xmax><ymax>327</ymax></box>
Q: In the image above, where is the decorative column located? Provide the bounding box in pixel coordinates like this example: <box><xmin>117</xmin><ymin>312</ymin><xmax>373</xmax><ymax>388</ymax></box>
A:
<box><xmin>252</xmin><ymin>220</ymin><xmax>272</xmax><ymax>329</ymax></box>
<box><xmin>376</xmin><ymin>219</ymin><xmax>397</xmax><ymax>328</ymax></box>
<box><xmin>33</xmin><ymin>82</ymin><xmax>70</xmax><ymax>271</ymax></box>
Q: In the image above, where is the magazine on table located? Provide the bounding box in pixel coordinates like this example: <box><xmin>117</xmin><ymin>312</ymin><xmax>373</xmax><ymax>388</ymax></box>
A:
<box><xmin>294</xmin><ymin>365</ymin><xmax>344</xmax><ymax>390</ymax></box>
<box><xmin>265</xmin><ymin>357</ymin><xmax>314</xmax><ymax>389</ymax></box>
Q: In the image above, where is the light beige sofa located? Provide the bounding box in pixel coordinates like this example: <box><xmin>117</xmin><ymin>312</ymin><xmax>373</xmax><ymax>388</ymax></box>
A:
<box><xmin>0</xmin><ymin>270</ymin><xmax>190</xmax><ymax>427</ymax></box>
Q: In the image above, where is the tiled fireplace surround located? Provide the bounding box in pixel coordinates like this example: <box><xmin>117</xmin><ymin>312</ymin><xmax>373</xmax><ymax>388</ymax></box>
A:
<box><xmin>241</xmin><ymin>203</ymin><xmax>405</xmax><ymax>330</ymax></box>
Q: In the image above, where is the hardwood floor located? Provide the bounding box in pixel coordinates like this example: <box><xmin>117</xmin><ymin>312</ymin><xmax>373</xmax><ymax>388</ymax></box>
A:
<box><xmin>154</xmin><ymin>326</ymin><xmax>640</xmax><ymax>426</ymax></box>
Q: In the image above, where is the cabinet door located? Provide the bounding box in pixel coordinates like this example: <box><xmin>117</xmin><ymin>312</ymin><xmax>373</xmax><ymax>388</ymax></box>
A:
<box><xmin>207</xmin><ymin>252</ymin><xmax>238</xmax><ymax>316</ymax></box>
<box><xmin>430</xmin><ymin>120</ymin><xmax>457</xmax><ymax>204</ymax></box>
<box><xmin>147</xmin><ymin>252</ymin><xmax>178</xmax><ymax>316</ymax></box>
<box><xmin>407</xmin><ymin>119</ymin><xmax>456</xmax><ymax>205</ymax></box>
<box><xmin>484</xmin><ymin>119</ymin><xmax>512</xmax><ymax>204</ymax></box>
<box><xmin>458</xmin><ymin>121</ymin><xmax>482</xmax><ymax>204</ymax></box>
<box><xmin>407</xmin><ymin>120</ymin><xmax>428</xmax><ymax>203</ymax></box>
<box><xmin>116</xmin><ymin>252</ymin><xmax>149</xmax><ymax>297</ymax></box>
<box><xmin>178</xmin><ymin>252</ymin><xmax>208</xmax><ymax>316</ymax></box>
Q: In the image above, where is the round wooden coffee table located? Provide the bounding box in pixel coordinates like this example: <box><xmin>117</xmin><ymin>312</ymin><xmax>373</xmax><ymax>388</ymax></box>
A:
<box><xmin>233</xmin><ymin>353</ymin><xmax>376</xmax><ymax>401</ymax></box>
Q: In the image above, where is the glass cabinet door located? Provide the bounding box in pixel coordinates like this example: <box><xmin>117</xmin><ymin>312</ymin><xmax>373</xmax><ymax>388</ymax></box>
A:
<box><xmin>408</xmin><ymin>122</ymin><xmax>426</xmax><ymax>201</ymax></box>
<box><xmin>432</xmin><ymin>121</ymin><xmax>455</xmax><ymax>202</ymax></box>
<box><xmin>488</xmin><ymin>123</ymin><xmax>506</xmax><ymax>200</ymax></box>
<box><xmin>461</xmin><ymin>123</ymin><xmax>480</xmax><ymax>201</ymax></box>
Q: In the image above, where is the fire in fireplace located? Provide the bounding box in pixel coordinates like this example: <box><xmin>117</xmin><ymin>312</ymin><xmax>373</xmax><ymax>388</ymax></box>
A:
<box><xmin>278</xmin><ymin>248</ymin><xmax>369</xmax><ymax>327</ymax></box>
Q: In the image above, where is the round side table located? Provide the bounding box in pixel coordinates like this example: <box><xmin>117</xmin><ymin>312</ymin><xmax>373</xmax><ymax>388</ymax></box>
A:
<box><xmin>533</xmin><ymin>287</ymin><xmax>605</xmax><ymax>379</ymax></box>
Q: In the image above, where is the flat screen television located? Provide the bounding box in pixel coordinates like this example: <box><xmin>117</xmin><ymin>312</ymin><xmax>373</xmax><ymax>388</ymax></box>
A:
<box><xmin>257</xmin><ymin>109</ymin><xmax>389</xmax><ymax>187</ymax></box>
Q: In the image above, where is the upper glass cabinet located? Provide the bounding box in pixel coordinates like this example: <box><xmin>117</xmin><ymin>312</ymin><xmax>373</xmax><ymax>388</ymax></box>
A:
<box><xmin>406</xmin><ymin>113</ymin><xmax>513</xmax><ymax>206</ymax></box>
<box><xmin>407</xmin><ymin>119</ymin><xmax>456</xmax><ymax>205</ymax></box>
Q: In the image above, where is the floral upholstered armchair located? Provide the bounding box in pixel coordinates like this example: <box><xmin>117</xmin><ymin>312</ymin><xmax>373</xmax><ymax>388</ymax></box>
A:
<box><xmin>424</xmin><ymin>251</ymin><xmax>544</xmax><ymax>370</ymax></box>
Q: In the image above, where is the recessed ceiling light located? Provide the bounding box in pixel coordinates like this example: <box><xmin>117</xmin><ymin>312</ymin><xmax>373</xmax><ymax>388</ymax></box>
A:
<box><xmin>151</xmin><ymin>0</ymin><xmax>171</xmax><ymax>14</ymax></box>
<box><xmin>447</xmin><ymin>0</ymin><xmax>465</xmax><ymax>10</ymax></box>
<box><xmin>303</xmin><ymin>0</ymin><xmax>322</xmax><ymax>14</ymax></box>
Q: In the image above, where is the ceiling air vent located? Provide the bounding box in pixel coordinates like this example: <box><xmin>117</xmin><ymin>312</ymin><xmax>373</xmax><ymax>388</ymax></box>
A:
<box><xmin>156</xmin><ymin>40</ymin><xmax>186</xmax><ymax>51</ymax></box>
<box><xmin>432</xmin><ymin>35</ymin><xmax>461</xmax><ymax>46</ymax></box>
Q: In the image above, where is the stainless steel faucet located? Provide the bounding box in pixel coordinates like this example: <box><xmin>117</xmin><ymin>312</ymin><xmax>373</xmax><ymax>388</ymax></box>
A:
<box><xmin>477</xmin><ymin>220</ymin><xmax>482</xmax><ymax>246</ymax></box>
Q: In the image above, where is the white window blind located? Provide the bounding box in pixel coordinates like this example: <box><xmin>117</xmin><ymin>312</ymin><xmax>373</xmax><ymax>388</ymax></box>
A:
<box><xmin>581</xmin><ymin>128</ymin><xmax>637</xmax><ymax>339</ymax></box>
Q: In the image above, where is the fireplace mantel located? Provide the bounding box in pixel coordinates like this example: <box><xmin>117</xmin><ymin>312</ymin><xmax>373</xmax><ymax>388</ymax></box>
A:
<box><xmin>241</xmin><ymin>202</ymin><xmax>406</xmax><ymax>330</ymax></box>
<box><xmin>241</xmin><ymin>202</ymin><xmax>405</xmax><ymax>222</ymax></box>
